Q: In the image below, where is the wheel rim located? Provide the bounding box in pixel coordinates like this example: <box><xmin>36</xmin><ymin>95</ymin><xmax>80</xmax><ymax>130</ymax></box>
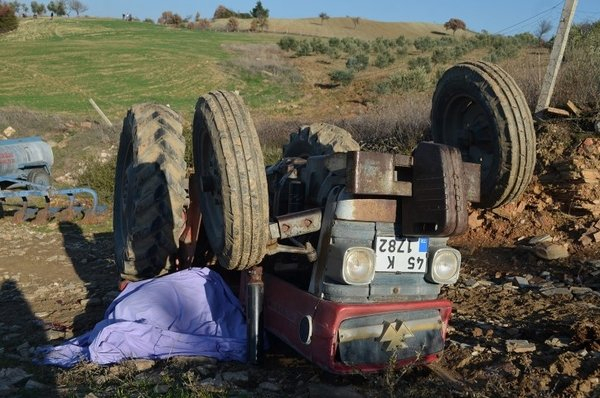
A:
<box><xmin>442</xmin><ymin>95</ymin><xmax>498</xmax><ymax>187</ymax></box>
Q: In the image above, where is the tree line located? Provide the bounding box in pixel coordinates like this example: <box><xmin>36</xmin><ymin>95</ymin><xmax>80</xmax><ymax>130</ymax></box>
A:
<box><xmin>2</xmin><ymin>0</ymin><xmax>87</xmax><ymax>17</ymax></box>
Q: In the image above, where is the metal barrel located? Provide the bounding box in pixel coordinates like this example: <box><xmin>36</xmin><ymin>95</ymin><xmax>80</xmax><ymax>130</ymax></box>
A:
<box><xmin>0</xmin><ymin>137</ymin><xmax>54</xmax><ymax>180</ymax></box>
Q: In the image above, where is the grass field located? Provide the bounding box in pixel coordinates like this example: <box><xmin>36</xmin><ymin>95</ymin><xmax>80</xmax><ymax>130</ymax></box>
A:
<box><xmin>0</xmin><ymin>16</ymin><xmax>470</xmax><ymax>122</ymax></box>
<box><xmin>0</xmin><ymin>18</ymin><xmax>291</xmax><ymax>120</ymax></box>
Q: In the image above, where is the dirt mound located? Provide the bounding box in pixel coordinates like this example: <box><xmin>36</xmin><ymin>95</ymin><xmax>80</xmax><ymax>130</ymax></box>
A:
<box><xmin>453</xmin><ymin>118</ymin><xmax>600</xmax><ymax>259</ymax></box>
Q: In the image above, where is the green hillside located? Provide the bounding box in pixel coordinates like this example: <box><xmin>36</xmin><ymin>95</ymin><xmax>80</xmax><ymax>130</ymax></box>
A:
<box><xmin>0</xmin><ymin>18</ymin><xmax>287</xmax><ymax>119</ymax></box>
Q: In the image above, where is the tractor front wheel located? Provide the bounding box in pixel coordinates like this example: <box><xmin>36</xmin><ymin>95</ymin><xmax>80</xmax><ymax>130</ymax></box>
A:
<box><xmin>193</xmin><ymin>91</ymin><xmax>269</xmax><ymax>271</ymax></box>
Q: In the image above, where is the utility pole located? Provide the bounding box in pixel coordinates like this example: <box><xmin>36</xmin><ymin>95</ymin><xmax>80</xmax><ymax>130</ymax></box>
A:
<box><xmin>535</xmin><ymin>0</ymin><xmax>578</xmax><ymax>113</ymax></box>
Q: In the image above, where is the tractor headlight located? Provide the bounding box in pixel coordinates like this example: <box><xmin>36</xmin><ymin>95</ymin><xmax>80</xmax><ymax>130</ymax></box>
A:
<box><xmin>342</xmin><ymin>247</ymin><xmax>375</xmax><ymax>285</ymax></box>
<box><xmin>427</xmin><ymin>248</ymin><xmax>461</xmax><ymax>284</ymax></box>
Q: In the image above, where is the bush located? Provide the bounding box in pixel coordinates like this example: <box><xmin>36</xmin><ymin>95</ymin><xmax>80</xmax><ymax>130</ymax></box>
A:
<box><xmin>250</xmin><ymin>16</ymin><xmax>268</xmax><ymax>32</ymax></box>
<box><xmin>226</xmin><ymin>17</ymin><xmax>239</xmax><ymax>32</ymax></box>
<box><xmin>408</xmin><ymin>56</ymin><xmax>432</xmax><ymax>73</ymax></box>
<box><xmin>295</xmin><ymin>39</ymin><xmax>312</xmax><ymax>56</ymax></box>
<box><xmin>375</xmin><ymin>69</ymin><xmax>429</xmax><ymax>94</ymax></box>
<box><xmin>334</xmin><ymin>95</ymin><xmax>431</xmax><ymax>153</ymax></box>
<box><xmin>372</xmin><ymin>37</ymin><xmax>394</xmax><ymax>53</ymax></box>
<box><xmin>341</xmin><ymin>37</ymin><xmax>359</xmax><ymax>54</ymax></box>
<box><xmin>359</xmin><ymin>40</ymin><xmax>370</xmax><ymax>52</ymax></box>
<box><xmin>328</xmin><ymin>37</ymin><xmax>341</xmax><ymax>48</ymax></box>
<box><xmin>431</xmin><ymin>48</ymin><xmax>452</xmax><ymax>64</ymax></box>
<box><xmin>187</xmin><ymin>19</ymin><xmax>211</xmax><ymax>30</ymax></box>
<box><xmin>158</xmin><ymin>11</ymin><xmax>182</xmax><ymax>26</ymax></box>
<box><xmin>77</xmin><ymin>157</ymin><xmax>116</xmax><ymax>204</ymax></box>
<box><xmin>413</xmin><ymin>36</ymin><xmax>435</xmax><ymax>52</ymax></box>
<box><xmin>437</xmin><ymin>37</ymin><xmax>456</xmax><ymax>47</ymax></box>
<box><xmin>554</xmin><ymin>21</ymin><xmax>600</xmax><ymax>106</ymax></box>
<box><xmin>452</xmin><ymin>42</ymin><xmax>472</xmax><ymax>59</ymax></box>
<box><xmin>329</xmin><ymin>69</ymin><xmax>354</xmax><ymax>85</ymax></box>
<box><xmin>0</xmin><ymin>5</ymin><xmax>18</xmax><ymax>34</ymax></box>
<box><xmin>278</xmin><ymin>36</ymin><xmax>298</xmax><ymax>51</ymax></box>
<box><xmin>374</xmin><ymin>50</ymin><xmax>395</xmax><ymax>68</ymax></box>
<box><xmin>143</xmin><ymin>18</ymin><xmax>154</xmax><ymax>24</ymax></box>
<box><xmin>395</xmin><ymin>35</ymin><xmax>407</xmax><ymax>47</ymax></box>
<box><xmin>346</xmin><ymin>53</ymin><xmax>369</xmax><ymax>71</ymax></box>
<box><xmin>326</xmin><ymin>46</ymin><xmax>341</xmax><ymax>59</ymax></box>
<box><xmin>310</xmin><ymin>38</ymin><xmax>328</xmax><ymax>54</ymax></box>
<box><xmin>486</xmin><ymin>42</ymin><xmax>519</xmax><ymax>63</ymax></box>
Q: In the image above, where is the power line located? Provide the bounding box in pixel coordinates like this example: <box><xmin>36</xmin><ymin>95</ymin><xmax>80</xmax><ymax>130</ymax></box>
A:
<box><xmin>499</xmin><ymin>9</ymin><xmax>562</xmax><ymax>36</ymax></box>
<box><xmin>495</xmin><ymin>1</ymin><xmax>562</xmax><ymax>34</ymax></box>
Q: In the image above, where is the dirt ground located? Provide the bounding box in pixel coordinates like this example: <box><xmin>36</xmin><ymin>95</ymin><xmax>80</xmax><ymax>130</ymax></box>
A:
<box><xmin>0</xmin><ymin>119</ymin><xmax>599</xmax><ymax>397</ymax></box>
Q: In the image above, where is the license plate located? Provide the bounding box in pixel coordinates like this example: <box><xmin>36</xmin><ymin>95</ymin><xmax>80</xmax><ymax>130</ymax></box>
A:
<box><xmin>375</xmin><ymin>237</ymin><xmax>429</xmax><ymax>273</ymax></box>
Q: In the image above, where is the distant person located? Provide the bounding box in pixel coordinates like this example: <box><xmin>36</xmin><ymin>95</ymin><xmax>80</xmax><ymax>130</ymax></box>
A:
<box><xmin>122</xmin><ymin>13</ymin><xmax>125</xmax><ymax>20</ymax></box>
<box><xmin>51</xmin><ymin>12</ymin><xmax>54</xmax><ymax>20</ymax></box>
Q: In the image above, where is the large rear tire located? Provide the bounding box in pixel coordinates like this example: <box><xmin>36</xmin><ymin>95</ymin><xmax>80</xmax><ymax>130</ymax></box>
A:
<box><xmin>283</xmin><ymin>122</ymin><xmax>360</xmax><ymax>157</ymax></box>
<box><xmin>193</xmin><ymin>91</ymin><xmax>269</xmax><ymax>271</ymax></box>
<box><xmin>431</xmin><ymin>61</ymin><xmax>535</xmax><ymax>208</ymax></box>
<box><xmin>113</xmin><ymin>104</ymin><xmax>187</xmax><ymax>281</ymax></box>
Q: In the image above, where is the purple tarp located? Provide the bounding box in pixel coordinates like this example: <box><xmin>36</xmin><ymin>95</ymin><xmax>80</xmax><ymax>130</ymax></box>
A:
<box><xmin>38</xmin><ymin>268</ymin><xmax>247</xmax><ymax>368</ymax></box>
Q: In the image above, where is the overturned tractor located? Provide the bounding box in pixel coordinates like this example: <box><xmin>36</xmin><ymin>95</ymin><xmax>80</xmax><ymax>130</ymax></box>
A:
<box><xmin>113</xmin><ymin>61</ymin><xmax>535</xmax><ymax>373</ymax></box>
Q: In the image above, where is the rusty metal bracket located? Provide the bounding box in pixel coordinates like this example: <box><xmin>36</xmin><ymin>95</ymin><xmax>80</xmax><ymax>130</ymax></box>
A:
<box><xmin>271</xmin><ymin>208</ymin><xmax>322</xmax><ymax>240</ymax></box>
<box><xmin>346</xmin><ymin>152</ymin><xmax>412</xmax><ymax>197</ymax></box>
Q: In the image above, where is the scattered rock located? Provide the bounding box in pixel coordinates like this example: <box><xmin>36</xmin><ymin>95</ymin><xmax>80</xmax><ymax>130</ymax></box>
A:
<box><xmin>2</xmin><ymin>126</ymin><xmax>15</xmax><ymax>138</ymax></box>
<box><xmin>571</xmin><ymin>287</ymin><xmax>593</xmax><ymax>296</ymax></box>
<box><xmin>531</xmin><ymin>242</ymin><xmax>569</xmax><ymax>260</ymax></box>
<box><xmin>153</xmin><ymin>384</ymin><xmax>169</xmax><ymax>394</ymax></box>
<box><xmin>540</xmin><ymin>287</ymin><xmax>573</xmax><ymax>298</ymax></box>
<box><xmin>221</xmin><ymin>371</ymin><xmax>248</xmax><ymax>383</ymax></box>
<box><xmin>512</xmin><ymin>276</ymin><xmax>530</xmax><ymax>288</ymax></box>
<box><xmin>506</xmin><ymin>339</ymin><xmax>536</xmax><ymax>353</ymax></box>
<box><xmin>0</xmin><ymin>368</ymin><xmax>31</xmax><ymax>386</ymax></box>
<box><xmin>307</xmin><ymin>383</ymin><xmax>365</xmax><ymax>398</ymax></box>
<box><xmin>24</xmin><ymin>379</ymin><xmax>49</xmax><ymax>390</ymax></box>
<box><xmin>463</xmin><ymin>278</ymin><xmax>479</xmax><ymax>288</ymax></box>
<box><xmin>132</xmin><ymin>359</ymin><xmax>155</xmax><ymax>372</ymax></box>
<box><xmin>529</xmin><ymin>234</ymin><xmax>552</xmax><ymax>245</ymax></box>
<box><xmin>545</xmin><ymin>337</ymin><xmax>569</xmax><ymax>348</ymax></box>
<box><xmin>46</xmin><ymin>330</ymin><xmax>66</xmax><ymax>341</ymax></box>
<box><xmin>259</xmin><ymin>381</ymin><xmax>281</xmax><ymax>392</ymax></box>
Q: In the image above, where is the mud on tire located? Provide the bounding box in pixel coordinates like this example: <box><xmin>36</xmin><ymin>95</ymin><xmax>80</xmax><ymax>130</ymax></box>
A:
<box><xmin>431</xmin><ymin>61</ymin><xmax>536</xmax><ymax>208</ymax></box>
<box><xmin>193</xmin><ymin>91</ymin><xmax>269</xmax><ymax>271</ymax></box>
<box><xmin>114</xmin><ymin>104</ymin><xmax>187</xmax><ymax>281</ymax></box>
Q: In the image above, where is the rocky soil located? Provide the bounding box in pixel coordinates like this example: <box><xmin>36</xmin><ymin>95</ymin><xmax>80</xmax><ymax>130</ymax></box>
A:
<box><xmin>0</xmin><ymin>118</ymin><xmax>599</xmax><ymax>397</ymax></box>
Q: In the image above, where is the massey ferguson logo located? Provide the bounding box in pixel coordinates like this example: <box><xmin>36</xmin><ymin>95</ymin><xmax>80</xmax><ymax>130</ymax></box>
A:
<box><xmin>377</xmin><ymin>320</ymin><xmax>415</xmax><ymax>351</ymax></box>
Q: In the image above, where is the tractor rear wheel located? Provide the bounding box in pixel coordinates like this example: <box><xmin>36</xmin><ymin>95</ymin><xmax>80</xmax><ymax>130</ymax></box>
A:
<box><xmin>113</xmin><ymin>104</ymin><xmax>187</xmax><ymax>281</ymax></box>
<box><xmin>193</xmin><ymin>91</ymin><xmax>269</xmax><ymax>271</ymax></box>
<box><xmin>431</xmin><ymin>61</ymin><xmax>536</xmax><ymax>208</ymax></box>
<box><xmin>283</xmin><ymin>122</ymin><xmax>360</xmax><ymax>157</ymax></box>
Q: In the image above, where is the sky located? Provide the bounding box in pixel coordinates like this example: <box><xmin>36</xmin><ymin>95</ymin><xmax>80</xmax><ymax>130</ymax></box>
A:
<box><xmin>84</xmin><ymin>0</ymin><xmax>600</xmax><ymax>36</ymax></box>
